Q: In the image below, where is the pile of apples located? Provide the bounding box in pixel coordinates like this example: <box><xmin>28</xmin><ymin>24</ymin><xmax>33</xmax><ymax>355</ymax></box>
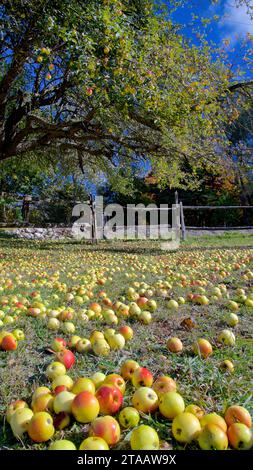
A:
<box><xmin>6</xmin><ymin>358</ymin><xmax>253</xmax><ymax>450</ymax></box>
<box><xmin>50</xmin><ymin>325</ymin><xmax>133</xmax><ymax>358</ymax></box>
<box><xmin>0</xmin><ymin>328</ymin><xmax>25</xmax><ymax>351</ymax></box>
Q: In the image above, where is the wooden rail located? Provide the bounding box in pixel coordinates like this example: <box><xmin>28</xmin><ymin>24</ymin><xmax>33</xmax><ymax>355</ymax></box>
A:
<box><xmin>183</xmin><ymin>206</ymin><xmax>253</xmax><ymax>210</ymax></box>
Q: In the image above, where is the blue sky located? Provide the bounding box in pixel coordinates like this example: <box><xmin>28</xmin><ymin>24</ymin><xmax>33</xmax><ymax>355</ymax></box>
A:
<box><xmin>171</xmin><ymin>0</ymin><xmax>253</xmax><ymax>80</ymax></box>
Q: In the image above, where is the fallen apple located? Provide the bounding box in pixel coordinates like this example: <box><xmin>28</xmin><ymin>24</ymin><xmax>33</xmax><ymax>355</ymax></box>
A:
<box><xmin>72</xmin><ymin>391</ymin><xmax>100</xmax><ymax>423</ymax></box>
<box><xmin>198</xmin><ymin>423</ymin><xmax>228</xmax><ymax>450</ymax></box>
<box><xmin>130</xmin><ymin>425</ymin><xmax>159</xmax><ymax>450</ymax></box>
<box><xmin>28</xmin><ymin>411</ymin><xmax>55</xmax><ymax>442</ymax></box>
<box><xmin>172</xmin><ymin>412</ymin><xmax>201</xmax><ymax>443</ymax></box>
<box><xmin>89</xmin><ymin>416</ymin><xmax>121</xmax><ymax>445</ymax></box>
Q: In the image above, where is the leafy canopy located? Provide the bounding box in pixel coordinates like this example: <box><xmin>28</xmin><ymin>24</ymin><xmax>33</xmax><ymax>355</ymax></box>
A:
<box><xmin>0</xmin><ymin>0</ymin><xmax>252</xmax><ymax>187</ymax></box>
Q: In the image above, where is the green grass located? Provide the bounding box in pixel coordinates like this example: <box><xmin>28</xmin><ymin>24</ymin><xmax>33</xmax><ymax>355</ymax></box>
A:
<box><xmin>0</xmin><ymin>235</ymin><xmax>252</xmax><ymax>450</ymax></box>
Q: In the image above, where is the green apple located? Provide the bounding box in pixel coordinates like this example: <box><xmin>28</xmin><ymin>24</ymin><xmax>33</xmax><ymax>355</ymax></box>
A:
<box><xmin>53</xmin><ymin>391</ymin><xmax>75</xmax><ymax>414</ymax></box>
<box><xmin>119</xmin><ymin>407</ymin><xmax>140</xmax><ymax>428</ymax></box>
<box><xmin>49</xmin><ymin>439</ymin><xmax>76</xmax><ymax>450</ymax></box>
<box><xmin>198</xmin><ymin>423</ymin><xmax>228</xmax><ymax>450</ymax></box>
<box><xmin>62</xmin><ymin>322</ymin><xmax>75</xmax><ymax>334</ymax></box>
<box><xmin>225</xmin><ymin>313</ymin><xmax>239</xmax><ymax>327</ymax></box>
<box><xmin>12</xmin><ymin>329</ymin><xmax>25</xmax><ymax>341</ymax></box>
<box><xmin>218</xmin><ymin>329</ymin><xmax>235</xmax><ymax>346</ymax></box>
<box><xmin>130</xmin><ymin>425</ymin><xmax>159</xmax><ymax>450</ymax></box>
<box><xmin>172</xmin><ymin>412</ymin><xmax>201</xmax><ymax>443</ymax></box>
<box><xmin>159</xmin><ymin>392</ymin><xmax>185</xmax><ymax>419</ymax></box>
<box><xmin>10</xmin><ymin>408</ymin><xmax>34</xmax><ymax>438</ymax></box>
<box><xmin>46</xmin><ymin>362</ymin><xmax>66</xmax><ymax>380</ymax></box>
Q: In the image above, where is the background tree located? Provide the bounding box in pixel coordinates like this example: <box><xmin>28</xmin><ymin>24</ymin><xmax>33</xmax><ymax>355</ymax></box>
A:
<box><xmin>1</xmin><ymin>0</ymin><xmax>252</xmax><ymax>188</ymax></box>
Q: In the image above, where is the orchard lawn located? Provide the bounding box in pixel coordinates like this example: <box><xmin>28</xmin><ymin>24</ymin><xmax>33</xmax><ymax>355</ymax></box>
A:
<box><xmin>0</xmin><ymin>234</ymin><xmax>252</xmax><ymax>449</ymax></box>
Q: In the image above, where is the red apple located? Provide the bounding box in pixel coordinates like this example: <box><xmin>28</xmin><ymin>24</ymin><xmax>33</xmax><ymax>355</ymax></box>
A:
<box><xmin>167</xmin><ymin>337</ymin><xmax>183</xmax><ymax>353</ymax></box>
<box><xmin>51</xmin><ymin>337</ymin><xmax>67</xmax><ymax>352</ymax></box>
<box><xmin>225</xmin><ymin>405</ymin><xmax>252</xmax><ymax>428</ymax></box>
<box><xmin>56</xmin><ymin>349</ymin><xmax>75</xmax><ymax>369</ymax></box>
<box><xmin>89</xmin><ymin>416</ymin><xmax>121</xmax><ymax>445</ymax></box>
<box><xmin>96</xmin><ymin>385</ymin><xmax>123</xmax><ymax>415</ymax></box>
<box><xmin>132</xmin><ymin>367</ymin><xmax>153</xmax><ymax>388</ymax></box>
<box><xmin>1</xmin><ymin>334</ymin><xmax>17</xmax><ymax>351</ymax></box>
<box><xmin>53</xmin><ymin>411</ymin><xmax>70</xmax><ymax>430</ymax></box>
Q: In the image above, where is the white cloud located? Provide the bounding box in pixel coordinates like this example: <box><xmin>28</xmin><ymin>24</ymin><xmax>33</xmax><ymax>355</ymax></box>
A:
<box><xmin>219</xmin><ymin>0</ymin><xmax>253</xmax><ymax>44</ymax></box>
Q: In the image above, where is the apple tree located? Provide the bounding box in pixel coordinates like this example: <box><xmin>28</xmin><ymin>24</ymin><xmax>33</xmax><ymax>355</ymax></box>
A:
<box><xmin>0</xmin><ymin>0</ymin><xmax>252</xmax><ymax>187</ymax></box>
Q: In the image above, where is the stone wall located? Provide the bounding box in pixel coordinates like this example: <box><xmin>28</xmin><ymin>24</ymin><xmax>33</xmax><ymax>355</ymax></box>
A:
<box><xmin>7</xmin><ymin>227</ymin><xmax>74</xmax><ymax>240</ymax></box>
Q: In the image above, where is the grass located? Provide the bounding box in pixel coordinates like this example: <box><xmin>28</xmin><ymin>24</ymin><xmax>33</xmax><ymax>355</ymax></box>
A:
<box><xmin>0</xmin><ymin>234</ymin><xmax>252</xmax><ymax>450</ymax></box>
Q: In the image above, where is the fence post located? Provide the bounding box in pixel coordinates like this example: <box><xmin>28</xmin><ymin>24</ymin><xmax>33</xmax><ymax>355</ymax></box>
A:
<box><xmin>89</xmin><ymin>194</ymin><xmax>97</xmax><ymax>244</ymax></box>
<box><xmin>180</xmin><ymin>201</ymin><xmax>186</xmax><ymax>241</ymax></box>
<box><xmin>175</xmin><ymin>191</ymin><xmax>178</xmax><ymax>205</ymax></box>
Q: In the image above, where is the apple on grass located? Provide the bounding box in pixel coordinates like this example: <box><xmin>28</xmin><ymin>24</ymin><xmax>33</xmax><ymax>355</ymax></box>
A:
<box><xmin>6</xmin><ymin>400</ymin><xmax>29</xmax><ymax>423</ymax></box>
<box><xmin>45</xmin><ymin>361</ymin><xmax>66</xmax><ymax>380</ymax></box>
<box><xmin>227</xmin><ymin>423</ymin><xmax>253</xmax><ymax>450</ymax></box>
<box><xmin>225</xmin><ymin>313</ymin><xmax>239</xmax><ymax>327</ymax></box>
<box><xmin>51</xmin><ymin>337</ymin><xmax>67</xmax><ymax>352</ymax></box>
<box><xmin>139</xmin><ymin>311</ymin><xmax>152</xmax><ymax>324</ymax></box>
<box><xmin>225</xmin><ymin>405</ymin><xmax>252</xmax><ymax>428</ymax></box>
<box><xmin>92</xmin><ymin>339</ymin><xmax>110</xmax><ymax>356</ymax></box>
<box><xmin>153</xmin><ymin>376</ymin><xmax>177</xmax><ymax>397</ymax></box>
<box><xmin>53</xmin><ymin>391</ymin><xmax>75</xmax><ymax>414</ymax></box>
<box><xmin>132</xmin><ymin>387</ymin><xmax>158</xmax><ymax>413</ymax></box>
<box><xmin>1</xmin><ymin>333</ymin><xmax>17</xmax><ymax>350</ymax></box>
<box><xmin>185</xmin><ymin>404</ymin><xmax>204</xmax><ymax>420</ymax></box>
<box><xmin>71</xmin><ymin>391</ymin><xmax>100</xmax><ymax>423</ymax></box>
<box><xmin>32</xmin><ymin>387</ymin><xmax>51</xmax><ymax>405</ymax></box>
<box><xmin>167</xmin><ymin>299</ymin><xmax>179</xmax><ymax>310</ymax></box>
<box><xmin>76</xmin><ymin>338</ymin><xmax>91</xmax><ymax>353</ymax></box>
<box><xmin>89</xmin><ymin>416</ymin><xmax>121</xmax><ymax>445</ymax></box>
<box><xmin>120</xmin><ymin>360</ymin><xmax>139</xmax><ymax>381</ymax></box>
<box><xmin>218</xmin><ymin>329</ymin><xmax>235</xmax><ymax>346</ymax></box>
<box><xmin>62</xmin><ymin>321</ymin><xmax>75</xmax><ymax>334</ymax></box>
<box><xmin>172</xmin><ymin>412</ymin><xmax>201</xmax><ymax>443</ymax></box>
<box><xmin>192</xmin><ymin>338</ymin><xmax>213</xmax><ymax>358</ymax></box>
<box><xmin>96</xmin><ymin>385</ymin><xmax>123</xmax><ymax>415</ymax></box>
<box><xmin>107</xmin><ymin>333</ymin><xmax>125</xmax><ymax>350</ymax></box>
<box><xmin>131</xmin><ymin>367</ymin><xmax>153</xmax><ymax>388</ymax></box>
<box><xmin>167</xmin><ymin>337</ymin><xmax>183</xmax><ymax>353</ymax></box>
<box><xmin>119</xmin><ymin>407</ymin><xmax>140</xmax><ymax>428</ymax></box>
<box><xmin>119</xmin><ymin>325</ymin><xmax>133</xmax><ymax>341</ymax></box>
<box><xmin>72</xmin><ymin>378</ymin><xmax>95</xmax><ymax>395</ymax></box>
<box><xmin>104</xmin><ymin>328</ymin><xmax>116</xmax><ymax>341</ymax></box>
<box><xmin>32</xmin><ymin>393</ymin><xmax>54</xmax><ymax>413</ymax></box>
<box><xmin>159</xmin><ymin>391</ymin><xmax>185</xmax><ymax>419</ymax></box>
<box><xmin>49</xmin><ymin>440</ymin><xmax>76</xmax><ymax>450</ymax></box>
<box><xmin>47</xmin><ymin>318</ymin><xmax>60</xmax><ymax>331</ymax></box>
<box><xmin>51</xmin><ymin>374</ymin><xmax>74</xmax><ymax>391</ymax></box>
<box><xmin>200</xmin><ymin>413</ymin><xmax>227</xmax><ymax>433</ymax></box>
<box><xmin>28</xmin><ymin>412</ymin><xmax>55</xmax><ymax>442</ymax></box>
<box><xmin>10</xmin><ymin>408</ymin><xmax>34</xmax><ymax>438</ymax></box>
<box><xmin>103</xmin><ymin>374</ymin><xmax>126</xmax><ymax>395</ymax></box>
<box><xmin>79</xmin><ymin>437</ymin><xmax>109</xmax><ymax>450</ymax></box>
<box><xmin>198</xmin><ymin>423</ymin><xmax>228</xmax><ymax>450</ymax></box>
<box><xmin>219</xmin><ymin>359</ymin><xmax>234</xmax><ymax>373</ymax></box>
<box><xmin>130</xmin><ymin>425</ymin><xmax>159</xmax><ymax>450</ymax></box>
<box><xmin>12</xmin><ymin>329</ymin><xmax>25</xmax><ymax>341</ymax></box>
<box><xmin>56</xmin><ymin>349</ymin><xmax>76</xmax><ymax>369</ymax></box>
<box><xmin>68</xmin><ymin>335</ymin><xmax>81</xmax><ymax>348</ymax></box>
<box><xmin>91</xmin><ymin>372</ymin><xmax>106</xmax><ymax>389</ymax></box>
